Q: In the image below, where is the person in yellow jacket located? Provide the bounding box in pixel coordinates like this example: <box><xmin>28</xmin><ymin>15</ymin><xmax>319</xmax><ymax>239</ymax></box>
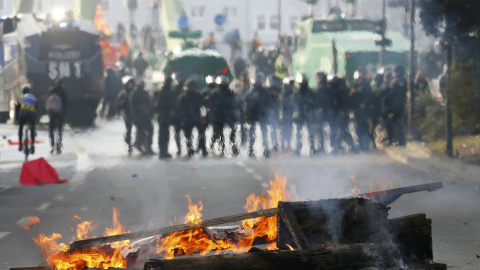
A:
<box><xmin>274</xmin><ymin>54</ymin><xmax>289</xmax><ymax>80</ymax></box>
<box><xmin>15</xmin><ymin>84</ymin><xmax>37</xmax><ymax>154</ymax></box>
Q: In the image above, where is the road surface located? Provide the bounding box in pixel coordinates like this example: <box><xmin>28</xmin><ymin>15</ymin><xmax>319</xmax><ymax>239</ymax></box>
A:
<box><xmin>1</xmin><ymin>119</ymin><xmax>479</xmax><ymax>269</ymax></box>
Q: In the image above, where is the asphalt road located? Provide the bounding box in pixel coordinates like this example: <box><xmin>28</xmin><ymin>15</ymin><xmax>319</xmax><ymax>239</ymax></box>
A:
<box><xmin>1</xmin><ymin>119</ymin><xmax>479</xmax><ymax>269</ymax></box>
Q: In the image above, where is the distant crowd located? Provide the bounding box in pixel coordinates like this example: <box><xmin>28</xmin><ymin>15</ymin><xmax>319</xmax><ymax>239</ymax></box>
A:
<box><xmin>109</xmin><ymin>64</ymin><xmax>409</xmax><ymax>159</ymax></box>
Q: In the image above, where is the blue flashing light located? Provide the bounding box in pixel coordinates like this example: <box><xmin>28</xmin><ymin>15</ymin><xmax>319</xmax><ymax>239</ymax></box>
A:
<box><xmin>0</xmin><ymin>16</ymin><xmax>7</xmax><ymax>20</ymax></box>
<box><xmin>59</xmin><ymin>22</ymin><xmax>68</xmax><ymax>28</ymax></box>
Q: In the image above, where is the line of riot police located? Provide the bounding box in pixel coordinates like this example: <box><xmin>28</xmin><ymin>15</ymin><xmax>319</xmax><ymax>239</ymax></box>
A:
<box><xmin>116</xmin><ymin>64</ymin><xmax>407</xmax><ymax>158</ymax></box>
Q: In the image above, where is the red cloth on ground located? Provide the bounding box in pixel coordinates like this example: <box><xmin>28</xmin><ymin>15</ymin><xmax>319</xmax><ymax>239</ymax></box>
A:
<box><xmin>20</xmin><ymin>158</ymin><xmax>68</xmax><ymax>185</ymax></box>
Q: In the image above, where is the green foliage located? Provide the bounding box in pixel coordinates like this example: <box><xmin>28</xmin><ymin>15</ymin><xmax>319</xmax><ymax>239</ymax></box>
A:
<box><xmin>450</xmin><ymin>57</ymin><xmax>480</xmax><ymax>134</ymax></box>
<box><xmin>418</xmin><ymin>0</ymin><xmax>480</xmax><ymax>41</ymax></box>
<box><xmin>412</xmin><ymin>90</ymin><xmax>445</xmax><ymax>140</ymax></box>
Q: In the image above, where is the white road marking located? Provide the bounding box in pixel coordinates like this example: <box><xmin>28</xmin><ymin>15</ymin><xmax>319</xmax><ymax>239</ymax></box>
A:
<box><xmin>16</xmin><ymin>216</ymin><xmax>30</xmax><ymax>226</ymax></box>
<box><xmin>53</xmin><ymin>194</ymin><xmax>65</xmax><ymax>201</ymax></box>
<box><xmin>0</xmin><ymin>186</ymin><xmax>10</xmax><ymax>194</ymax></box>
<box><xmin>253</xmin><ymin>173</ymin><xmax>262</xmax><ymax>181</ymax></box>
<box><xmin>0</xmin><ymin>232</ymin><xmax>10</xmax><ymax>240</ymax></box>
<box><xmin>37</xmin><ymin>202</ymin><xmax>51</xmax><ymax>212</ymax></box>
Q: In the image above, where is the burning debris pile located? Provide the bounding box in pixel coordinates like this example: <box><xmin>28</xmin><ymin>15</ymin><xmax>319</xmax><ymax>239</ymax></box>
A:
<box><xmin>19</xmin><ymin>176</ymin><xmax>446</xmax><ymax>270</ymax></box>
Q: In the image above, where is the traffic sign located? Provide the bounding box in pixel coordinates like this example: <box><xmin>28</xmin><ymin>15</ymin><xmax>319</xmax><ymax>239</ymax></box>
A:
<box><xmin>214</xmin><ymin>14</ymin><xmax>227</xmax><ymax>26</ymax></box>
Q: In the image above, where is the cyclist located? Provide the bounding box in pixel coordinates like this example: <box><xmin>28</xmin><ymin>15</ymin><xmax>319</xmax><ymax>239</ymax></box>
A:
<box><xmin>16</xmin><ymin>84</ymin><xmax>37</xmax><ymax>154</ymax></box>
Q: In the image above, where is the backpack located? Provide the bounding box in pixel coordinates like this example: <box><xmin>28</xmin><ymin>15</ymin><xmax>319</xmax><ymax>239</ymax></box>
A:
<box><xmin>46</xmin><ymin>93</ymin><xmax>63</xmax><ymax>114</ymax></box>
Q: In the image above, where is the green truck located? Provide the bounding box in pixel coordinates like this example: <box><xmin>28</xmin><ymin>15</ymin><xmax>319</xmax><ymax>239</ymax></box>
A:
<box><xmin>292</xmin><ymin>18</ymin><xmax>411</xmax><ymax>88</ymax></box>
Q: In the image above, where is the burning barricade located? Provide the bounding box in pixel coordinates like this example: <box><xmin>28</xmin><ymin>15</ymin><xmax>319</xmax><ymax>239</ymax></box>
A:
<box><xmin>14</xmin><ymin>176</ymin><xmax>446</xmax><ymax>270</ymax></box>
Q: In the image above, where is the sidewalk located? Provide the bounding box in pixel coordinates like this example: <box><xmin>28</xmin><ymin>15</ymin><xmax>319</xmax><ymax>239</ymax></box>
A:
<box><xmin>383</xmin><ymin>142</ymin><xmax>480</xmax><ymax>186</ymax></box>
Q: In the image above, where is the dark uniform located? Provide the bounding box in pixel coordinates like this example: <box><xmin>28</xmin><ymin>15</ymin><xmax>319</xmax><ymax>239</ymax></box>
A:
<box><xmin>47</xmin><ymin>79</ymin><xmax>68</xmax><ymax>154</ymax></box>
<box><xmin>176</xmin><ymin>79</ymin><xmax>203</xmax><ymax>158</ymax></box>
<box><xmin>369</xmin><ymin>71</ymin><xmax>385</xmax><ymax>148</ymax></box>
<box><xmin>383</xmin><ymin>66</ymin><xmax>407</xmax><ymax>146</ymax></box>
<box><xmin>245</xmin><ymin>77</ymin><xmax>271</xmax><ymax>157</ymax></box>
<box><xmin>172</xmin><ymin>75</ymin><xmax>184</xmax><ymax>156</ymax></box>
<box><xmin>133</xmin><ymin>52</ymin><xmax>149</xmax><ymax>77</ymax></box>
<box><xmin>102</xmin><ymin>67</ymin><xmax>123</xmax><ymax>119</ymax></box>
<box><xmin>117</xmin><ymin>76</ymin><xmax>136</xmax><ymax>154</ymax></box>
<box><xmin>327</xmin><ymin>76</ymin><xmax>354</xmax><ymax>153</ymax></box>
<box><xmin>293</xmin><ymin>76</ymin><xmax>315</xmax><ymax>156</ymax></box>
<box><xmin>351</xmin><ymin>71</ymin><xmax>373</xmax><ymax>152</ymax></box>
<box><xmin>130</xmin><ymin>80</ymin><xmax>154</xmax><ymax>155</ymax></box>
<box><xmin>154</xmin><ymin>77</ymin><xmax>175</xmax><ymax>158</ymax></box>
<box><xmin>233</xmin><ymin>74</ymin><xmax>249</xmax><ymax>146</ymax></box>
<box><xmin>267</xmin><ymin>76</ymin><xmax>282</xmax><ymax>152</ymax></box>
<box><xmin>209</xmin><ymin>76</ymin><xmax>239</xmax><ymax>156</ymax></box>
<box><xmin>280</xmin><ymin>78</ymin><xmax>294</xmax><ymax>152</ymax></box>
<box><xmin>313</xmin><ymin>72</ymin><xmax>328</xmax><ymax>154</ymax></box>
<box><xmin>198</xmin><ymin>77</ymin><xmax>216</xmax><ymax>157</ymax></box>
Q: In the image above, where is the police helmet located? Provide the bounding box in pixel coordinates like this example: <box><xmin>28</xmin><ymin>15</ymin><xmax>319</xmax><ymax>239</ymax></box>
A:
<box><xmin>252</xmin><ymin>74</ymin><xmax>264</xmax><ymax>85</ymax></box>
<box><xmin>383</xmin><ymin>72</ymin><xmax>393</xmax><ymax>81</ymax></box>
<box><xmin>316</xmin><ymin>70</ymin><xmax>327</xmax><ymax>81</ymax></box>
<box><xmin>183</xmin><ymin>79</ymin><xmax>198</xmax><ymax>90</ymax></box>
<box><xmin>122</xmin><ymin>75</ymin><xmax>135</xmax><ymax>85</ymax></box>
<box><xmin>295</xmin><ymin>73</ymin><xmax>308</xmax><ymax>84</ymax></box>
<box><xmin>137</xmin><ymin>77</ymin><xmax>146</xmax><ymax>86</ymax></box>
<box><xmin>171</xmin><ymin>72</ymin><xmax>183</xmax><ymax>83</ymax></box>
<box><xmin>22</xmin><ymin>84</ymin><xmax>32</xmax><ymax>93</ymax></box>
<box><xmin>394</xmin><ymin>65</ymin><xmax>404</xmax><ymax>76</ymax></box>
<box><xmin>353</xmin><ymin>71</ymin><xmax>365</xmax><ymax>81</ymax></box>
<box><xmin>327</xmin><ymin>74</ymin><xmax>339</xmax><ymax>82</ymax></box>
<box><xmin>205</xmin><ymin>75</ymin><xmax>215</xmax><ymax>85</ymax></box>
<box><xmin>377</xmin><ymin>67</ymin><xmax>385</xmax><ymax>75</ymax></box>
<box><xmin>283</xmin><ymin>76</ymin><xmax>294</xmax><ymax>85</ymax></box>
<box><xmin>215</xmin><ymin>75</ymin><xmax>229</xmax><ymax>85</ymax></box>
<box><xmin>266</xmin><ymin>76</ymin><xmax>280</xmax><ymax>87</ymax></box>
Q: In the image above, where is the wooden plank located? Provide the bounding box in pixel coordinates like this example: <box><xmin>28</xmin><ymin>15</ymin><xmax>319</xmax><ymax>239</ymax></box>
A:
<box><xmin>277</xmin><ymin>202</ymin><xmax>309</xmax><ymax>250</ymax></box>
<box><xmin>69</xmin><ymin>208</ymin><xmax>278</xmax><ymax>252</ymax></box>
<box><xmin>144</xmin><ymin>244</ymin><xmax>404</xmax><ymax>270</ymax></box>
<box><xmin>360</xmin><ymin>182</ymin><xmax>443</xmax><ymax>205</ymax></box>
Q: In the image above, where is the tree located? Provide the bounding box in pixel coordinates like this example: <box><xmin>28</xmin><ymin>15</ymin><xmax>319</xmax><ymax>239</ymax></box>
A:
<box><xmin>418</xmin><ymin>0</ymin><xmax>480</xmax><ymax>156</ymax></box>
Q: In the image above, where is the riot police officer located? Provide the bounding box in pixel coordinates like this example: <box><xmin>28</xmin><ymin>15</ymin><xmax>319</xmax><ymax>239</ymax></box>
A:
<box><xmin>198</xmin><ymin>75</ymin><xmax>216</xmax><ymax>157</ymax></box>
<box><xmin>208</xmin><ymin>75</ymin><xmax>239</xmax><ymax>156</ymax></box>
<box><xmin>293</xmin><ymin>74</ymin><xmax>315</xmax><ymax>156</ymax></box>
<box><xmin>327</xmin><ymin>74</ymin><xmax>354</xmax><ymax>153</ymax></box>
<box><xmin>266</xmin><ymin>76</ymin><xmax>282</xmax><ymax>152</ymax></box>
<box><xmin>176</xmin><ymin>79</ymin><xmax>203</xmax><ymax>158</ymax></box>
<box><xmin>154</xmin><ymin>76</ymin><xmax>175</xmax><ymax>159</ymax></box>
<box><xmin>117</xmin><ymin>76</ymin><xmax>136</xmax><ymax>155</ymax></box>
<box><xmin>280</xmin><ymin>77</ymin><xmax>294</xmax><ymax>152</ymax></box>
<box><xmin>369</xmin><ymin>68</ymin><xmax>385</xmax><ymax>148</ymax></box>
<box><xmin>130</xmin><ymin>78</ymin><xmax>154</xmax><ymax>155</ymax></box>
<box><xmin>233</xmin><ymin>73</ymin><xmax>249</xmax><ymax>146</ymax></box>
<box><xmin>245</xmin><ymin>74</ymin><xmax>271</xmax><ymax>158</ymax></box>
<box><xmin>172</xmin><ymin>73</ymin><xmax>185</xmax><ymax>156</ymax></box>
<box><xmin>384</xmin><ymin>65</ymin><xmax>407</xmax><ymax>146</ymax></box>
<box><xmin>313</xmin><ymin>70</ymin><xmax>328</xmax><ymax>154</ymax></box>
<box><xmin>351</xmin><ymin>68</ymin><xmax>373</xmax><ymax>152</ymax></box>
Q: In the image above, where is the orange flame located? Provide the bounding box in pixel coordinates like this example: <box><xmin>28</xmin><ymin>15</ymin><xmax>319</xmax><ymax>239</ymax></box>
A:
<box><xmin>285</xmin><ymin>244</ymin><xmax>294</xmax><ymax>250</ymax></box>
<box><xmin>20</xmin><ymin>216</ymin><xmax>41</xmax><ymax>230</ymax></box>
<box><xmin>33</xmin><ymin>175</ymin><xmax>293</xmax><ymax>267</ymax></box>
<box><xmin>156</xmin><ymin>174</ymin><xmax>292</xmax><ymax>259</ymax></box>
<box><xmin>33</xmin><ymin>208</ymin><xmax>129</xmax><ymax>270</ymax></box>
